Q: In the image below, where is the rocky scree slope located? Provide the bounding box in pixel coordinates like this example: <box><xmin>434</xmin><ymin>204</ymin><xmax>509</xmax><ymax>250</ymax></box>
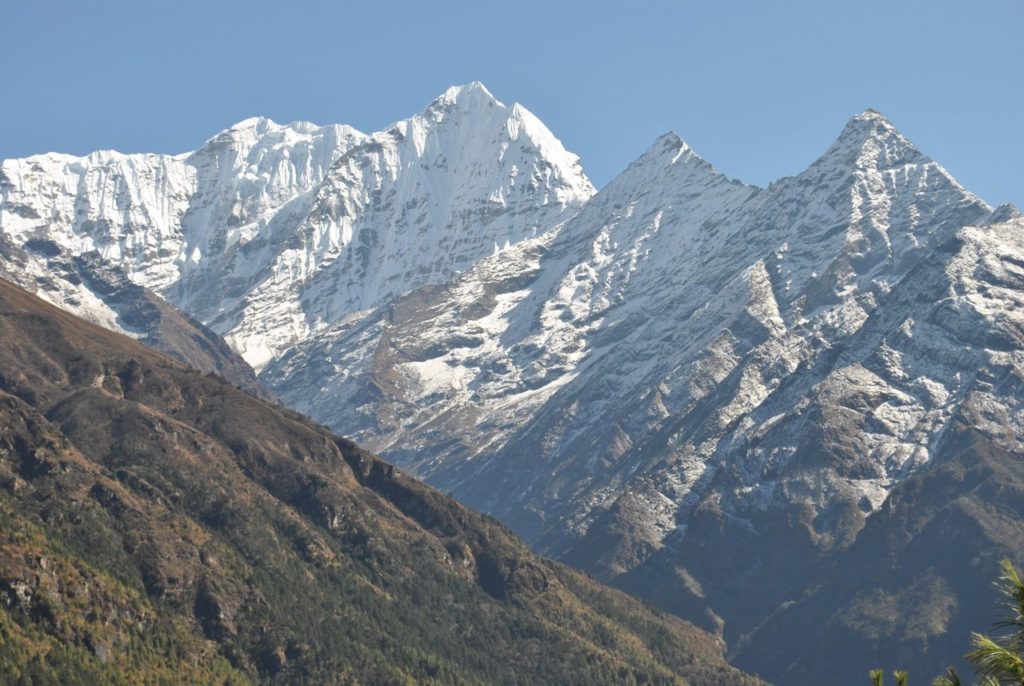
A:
<box><xmin>0</xmin><ymin>277</ymin><xmax>760</xmax><ymax>685</ymax></box>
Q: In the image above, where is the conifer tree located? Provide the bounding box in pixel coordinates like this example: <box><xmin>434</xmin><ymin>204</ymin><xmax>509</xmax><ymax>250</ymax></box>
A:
<box><xmin>934</xmin><ymin>559</ymin><xmax>1024</xmax><ymax>686</ymax></box>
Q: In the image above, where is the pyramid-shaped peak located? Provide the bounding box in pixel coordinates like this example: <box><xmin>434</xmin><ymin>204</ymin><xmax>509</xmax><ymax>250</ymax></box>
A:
<box><xmin>656</xmin><ymin>131</ymin><xmax>686</xmax><ymax>148</ymax></box>
<box><xmin>432</xmin><ymin>82</ymin><xmax>502</xmax><ymax>109</ymax></box>
<box><xmin>838</xmin><ymin>108</ymin><xmax>905</xmax><ymax>141</ymax></box>
<box><xmin>856</xmin><ymin>107</ymin><xmax>889</xmax><ymax>121</ymax></box>
<box><xmin>641</xmin><ymin>131</ymin><xmax>711</xmax><ymax>169</ymax></box>
<box><xmin>597</xmin><ymin>131</ymin><xmax>725</xmax><ymax>194</ymax></box>
<box><xmin>811</xmin><ymin>108</ymin><xmax>928</xmax><ymax>173</ymax></box>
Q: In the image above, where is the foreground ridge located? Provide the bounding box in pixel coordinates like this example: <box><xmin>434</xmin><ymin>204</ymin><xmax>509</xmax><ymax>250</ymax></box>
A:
<box><xmin>0</xmin><ymin>276</ymin><xmax>760</xmax><ymax>684</ymax></box>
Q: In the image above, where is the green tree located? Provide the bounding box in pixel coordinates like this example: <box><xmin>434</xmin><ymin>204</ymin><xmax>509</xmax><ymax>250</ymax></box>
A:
<box><xmin>869</xmin><ymin>669</ymin><xmax>911</xmax><ymax>685</ymax></box>
<box><xmin>934</xmin><ymin>559</ymin><xmax>1024</xmax><ymax>686</ymax></box>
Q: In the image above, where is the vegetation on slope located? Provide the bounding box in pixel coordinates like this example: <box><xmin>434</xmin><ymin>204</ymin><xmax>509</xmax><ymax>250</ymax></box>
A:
<box><xmin>0</xmin><ymin>277</ymin><xmax>760</xmax><ymax>685</ymax></box>
<box><xmin>933</xmin><ymin>558</ymin><xmax>1024</xmax><ymax>686</ymax></box>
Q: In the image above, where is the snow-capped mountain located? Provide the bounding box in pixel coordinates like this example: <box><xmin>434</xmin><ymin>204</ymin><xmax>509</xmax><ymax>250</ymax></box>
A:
<box><xmin>262</xmin><ymin>108</ymin><xmax>1020</xmax><ymax>655</ymax></box>
<box><xmin>3</xmin><ymin>86</ymin><xmax>1021</xmax><ymax>683</ymax></box>
<box><xmin>0</xmin><ymin>83</ymin><xmax>594</xmax><ymax>369</ymax></box>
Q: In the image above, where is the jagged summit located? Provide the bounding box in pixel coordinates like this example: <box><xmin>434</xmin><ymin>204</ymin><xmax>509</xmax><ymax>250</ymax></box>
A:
<box><xmin>410</xmin><ymin>83</ymin><xmax>589</xmax><ymax>183</ymax></box>
<box><xmin>626</xmin><ymin>108</ymin><xmax>931</xmax><ymax>196</ymax></box>
<box><xmin>988</xmin><ymin>202</ymin><xmax>1021</xmax><ymax>223</ymax></box>
<box><xmin>0</xmin><ymin>84</ymin><xmax>594</xmax><ymax>370</ymax></box>
<box><xmin>654</xmin><ymin>130</ymin><xmax>688</xmax><ymax>152</ymax></box>
<box><xmin>618</xmin><ymin>132</ymin><xmax>700</xmax><ymax>174</ymax></box>
<box><xmin>815</xmin><ymin>106</ymin><xmax>929</xmax><ymax>171</ymax></box>
<box><xmin>201</xmin><ymin>116</ymin><xmax>362</xmax><ymax>154</ymax></box>
<box><xmin>435</xmin><ymin>80</ymin><xmax>498</xmax><ymax>104</ymax></box>
<box><xmin>416</xmin><ymin>81</ymin><xmax>505</xmax><ymax>128</ymax></box>
<box><xmin>396</xmin><ymin>82</ymin><xmax>511</xmax><ymax>134</ymax></box>
<box><xmin>202</xmin><ymin>115</ymin><xmax>286</xmax><ymax>147</ymax></box>
<box><xmin>856</xmin><ymin>106</ymin><xmax>887</xmax><ymax>119</ymax></box>
<box><xmin>221</xmin><ymin>116</ymin><xmax>330</xmax><ymax>136</ymax></box>
<box><xmin>843</xmin><ymin>106</ymin><xmax>901</xmax><ymax>133</ymax></box>
<box><xmin>598</xmin><ymin>130</ymin><xmax>748</xmax><ymax>200</ymax></box>
<box><xmin>226</xmin><ymin>115</ymin><xmax>276</xmax><ymax>131</ymax></box>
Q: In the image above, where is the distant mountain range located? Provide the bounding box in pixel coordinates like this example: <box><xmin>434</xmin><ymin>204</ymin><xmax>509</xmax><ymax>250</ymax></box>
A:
<box><xmin>2</xmin><ymin>84</ymin><xmax>1021</xmax><ymax>684</ymax></box>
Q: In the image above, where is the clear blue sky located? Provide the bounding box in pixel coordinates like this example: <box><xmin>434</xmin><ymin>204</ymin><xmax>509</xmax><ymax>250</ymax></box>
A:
<box><xmin>3</xmin><ymin>0</ymin><xmax>1021</xmax><ymax>207</ymax></box>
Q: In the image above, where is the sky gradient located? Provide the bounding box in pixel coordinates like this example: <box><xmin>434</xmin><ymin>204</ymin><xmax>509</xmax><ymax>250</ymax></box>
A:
<box><xmin>3</xmin><ymin>0</ymin><xmax>1021</xmax><ymax>207</ymax></box>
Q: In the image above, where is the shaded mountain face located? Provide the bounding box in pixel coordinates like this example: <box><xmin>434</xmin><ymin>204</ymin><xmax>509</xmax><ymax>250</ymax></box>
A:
<box><xmin>0</xmin><ymin>238</ymin><xmax>267</xmax><ymax>399</ymax></box>
<box><xmin>0</xmin><ymin>83</ymin><xmax>594</xmax><ymax>370</ymax></box>
<box><xmin>727</xmin><ymin>427</ymin><xmax>1024</xmax><ymax>685</ymax></box>
<box><xmin>0</xmin><ymin>278</ymin><xmax>760</xmax><ymax>685</ymax></box>
<box><xmin>261</xmin><ymin>110</ymin><xmax>1023</xmax><ymax>681</ymax></box>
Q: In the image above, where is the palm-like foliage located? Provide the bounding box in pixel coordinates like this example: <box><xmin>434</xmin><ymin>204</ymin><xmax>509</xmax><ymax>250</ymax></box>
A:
<box><xmin>934</xmin><ymin>666</ymin><xmax>964</xmax><ymax>686</ymax></box>
<box><xmin>934</xmin><ymin>559</ymin><xmax>1024</xmax><ymax>686</ymax></box>
<box><xmin>870</xmin><ymin>669</ymin><xmax>913</xmax><ymax>685</ymax></box>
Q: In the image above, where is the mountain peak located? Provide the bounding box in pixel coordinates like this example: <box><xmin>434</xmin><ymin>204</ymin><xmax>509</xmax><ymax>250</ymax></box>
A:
<box><xmin>839</xmin><ymin>107</ymin><xmax>905</xmax><ymax>145</ymax></box>
<box><xmin>200</xmin><ymin>116</ymin><xmax>282</xmax><ymax>148</ymax></box>
<box><xmin>632</xmin><ymin>131</ymin><xmax>716</xmax><ymax>174</ymax></box>
<box><xmin>382</xmin><ymin>84</ymin><xmax>593</xmax><ymax>198</ymax></box>
<box><xmin>657</xmin><ymin>130</ymin><xmax>687</xmax><ymax>148</ymax></box>
<box><xmin>810</xmin><ymin>108</ymin><xmax>928</xmax><ymax>174</ymax></box>
<box><xmin>226</xmin><ymin>116</ymin><xmax>277</xmax><ymax>134</ymax></box>
<box><xmin>431</xmin><ymin>81</ymin><xmax>501</xmax><ymax>110</ymax></box>
<box><xmin>856</xmin><ymin>106</ymin><xmax>887</xmax><ymax>119</ymax></box>
<box><xmin>222</xmin><ymin>116</ymin><xmax>333</xmax><ymax>137</ymax></box>
<box><xmin>987</xmin><ymin>202</ymin><xmax>1022</xmax><ymax>224</ymax></box>
<box><xmin>585</xmin><ymin>130</ymin><xmax>735</xmax><ymax>207</ymax></box>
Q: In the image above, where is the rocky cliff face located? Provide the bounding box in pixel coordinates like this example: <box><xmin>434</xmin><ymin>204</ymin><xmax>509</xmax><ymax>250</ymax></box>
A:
<box><xmin>265</xmin><ymin>110</ymin><xmax>1010</xmax><ymax>552</ymax></box>
<box><xmin>262</xmin><ymin>110</ymin><xmax>1023</xmax><ymax>683</ymax></box>
<box><xmin>726</xmin><ymin>425</ymin><xmax>1024</xmax><ymax>684</ymax></box>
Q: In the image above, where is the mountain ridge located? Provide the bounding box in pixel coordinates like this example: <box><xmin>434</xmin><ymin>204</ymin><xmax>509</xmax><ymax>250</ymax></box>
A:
<box><xmin>0</xmin><ymin>275</ymin><xmax>761</xmax><ymax>685</ymax></box>
<box><xmin>1</xmin><ymin>83</ymin><xmax>594</xmax><ymax>370</ymax></box>
<box><xmin>258</xmin><ymin>102</ymin><xmax>1018</xmax><ymax>686</ymax></box>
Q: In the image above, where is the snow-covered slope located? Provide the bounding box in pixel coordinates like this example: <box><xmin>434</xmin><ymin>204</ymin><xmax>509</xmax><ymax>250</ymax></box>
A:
<box><xmin>221</xmin><ymin>83</ymin><xmax>594</xmax><ymax>367</ymax></box>
<box><xmin>262</xmin><ymin>110</ymin><xmax>1018</xmax><ymax>642</ymax></box>
<box><xmin>0</xmin><ymin>83</ymin><xmax>594</xmax><ymax>369</ymax></box>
